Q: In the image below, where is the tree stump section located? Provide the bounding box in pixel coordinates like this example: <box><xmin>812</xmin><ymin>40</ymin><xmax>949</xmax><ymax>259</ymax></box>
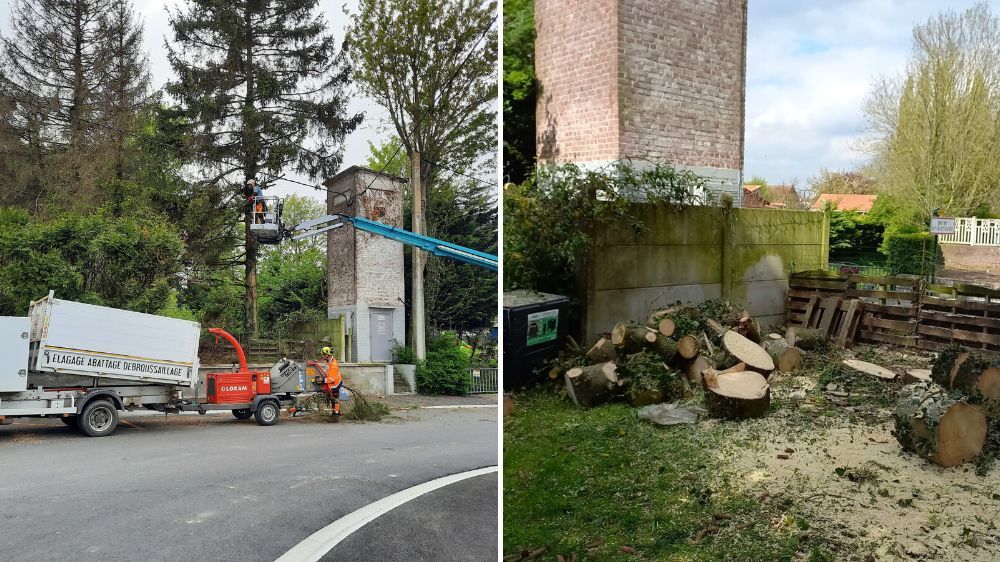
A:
<box><xmin>586</xmin><ymin>337</ymin><xmax>618</xmax><ymax>364</ymax></box>
<box><xmin>702</xmin><ymin>371</ymin><xmax>770</xmax><ymax>420</ymax></box>
<box><xmin>763</xmin><ymin>338</ymin><xmax>802</xmax><ymax>372</ymax></box>
<box><xmin>722</xmin><ymin>331</ymin><xmax>774</xmax><ymax>375</ymax></box>
<box><xmin>565</xmin><ymin>362</ymin><xmax>619</xmax><ymax>408</ymax></box>
<box><xmin>705</xmin><ymin>319</ymin><xmax>774</xmax><ymax>375</ymax></box>
<box><xmin>931</xmin><ymin>347</ymin><xmax>1000</xmax><ymax>415</ymax></box>
<box><xmin>894</xmin><ymin>382</ymin><xmax>987</xmax><ymax>467</ymax></box>
<box><xmin>842</xmin><ymin>359</ymin><xmax>896</xmax><ymax>380</ymax></box>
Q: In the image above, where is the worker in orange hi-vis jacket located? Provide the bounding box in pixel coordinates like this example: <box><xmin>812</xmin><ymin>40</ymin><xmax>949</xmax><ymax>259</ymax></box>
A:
<box><xmin>320</xmin><ymin>346</ymin><xmax>342</xmax><ymax>415</ymax></box>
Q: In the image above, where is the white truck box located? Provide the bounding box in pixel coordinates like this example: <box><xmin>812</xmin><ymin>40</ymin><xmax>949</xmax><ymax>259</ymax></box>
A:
<box><xmin>0</xmin><ymin>317</ymin><xmax>30</xmax><ymax>392</ymax></box>
<box><xmin>28</xmin><ymin>293</ymin><xmax>200</xmax><ymax>387</ymax></box>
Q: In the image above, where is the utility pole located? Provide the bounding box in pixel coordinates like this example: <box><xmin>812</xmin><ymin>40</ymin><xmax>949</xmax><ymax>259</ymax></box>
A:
<box><xmin>411</xmin><ymin>151</ymin><xmax>426</xmax><ymax>360</ymax></box>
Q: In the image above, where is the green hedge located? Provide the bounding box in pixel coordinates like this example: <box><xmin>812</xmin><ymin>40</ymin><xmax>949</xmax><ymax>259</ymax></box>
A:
<box><xmin>415</xmin><ymin>333</ymin><xmax>472</xmax><ymax>395</ymax></box>
<box><xmin>883</xmin><ymin>232</ymin><xmax>939</xmax><ymax>275</ymax></box>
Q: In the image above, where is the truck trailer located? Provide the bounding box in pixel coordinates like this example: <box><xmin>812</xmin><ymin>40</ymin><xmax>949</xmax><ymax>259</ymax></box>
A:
<box><xmin>0</xmin><ymin>292</ymin><xmax>325</xmax><ymax>437</ymax></box>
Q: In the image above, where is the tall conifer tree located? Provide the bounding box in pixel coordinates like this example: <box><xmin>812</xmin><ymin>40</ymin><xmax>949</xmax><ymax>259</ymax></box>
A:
<box><xmin>166</xmin><ymin>0</ymin><xmax>361</xmax><ymax>337</ymax></box>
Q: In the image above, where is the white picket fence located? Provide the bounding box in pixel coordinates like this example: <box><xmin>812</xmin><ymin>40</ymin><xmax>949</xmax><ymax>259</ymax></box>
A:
<box><xmin>938</xmin><ymin>217</ymin><xmax>1000</xmax><ymax>246</ymax></box>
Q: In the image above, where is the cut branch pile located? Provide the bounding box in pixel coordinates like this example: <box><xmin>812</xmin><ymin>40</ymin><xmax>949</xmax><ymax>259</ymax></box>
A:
<box><xmin>560</xmin><ymin>300</ymin><xmax>802</xmax><ymax>420</ymax></box>
<box><xmin>893</xmin><ymin>344</ymin><xmax>1000</xmax><ymax>467</ymax></box>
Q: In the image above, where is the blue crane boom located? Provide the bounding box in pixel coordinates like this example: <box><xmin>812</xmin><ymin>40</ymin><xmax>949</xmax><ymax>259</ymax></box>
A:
<box><xmin>280</xmin><ymin>211</ymin><xmax>498</xmax><ymax>272</ymax></box>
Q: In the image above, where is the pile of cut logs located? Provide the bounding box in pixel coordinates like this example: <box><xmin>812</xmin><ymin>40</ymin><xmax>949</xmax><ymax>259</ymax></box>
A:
<box><xmin>894</xmin><ymin>345</ymin><xmax>1000</xmax><ymax>467</ymax></box>
<box><xmin>563</xmin><ymin>302</ymin><xmax>806</xmax><ymax>420</ymax></box>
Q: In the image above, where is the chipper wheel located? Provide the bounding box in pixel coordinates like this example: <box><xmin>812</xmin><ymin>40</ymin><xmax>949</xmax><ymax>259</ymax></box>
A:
<box><xmin>77</xmin><ymin>399</ymin><xmax>119</xmax><ymax>437</ymax></box>
<box><xmin>254</xmin><ymin>400</ymin><xmax>280</xmax><ymax>426</ymax></box>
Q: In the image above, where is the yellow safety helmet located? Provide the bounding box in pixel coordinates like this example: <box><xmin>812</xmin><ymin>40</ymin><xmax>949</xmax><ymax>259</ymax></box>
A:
<box><xmin>321</xmin><ymin>346</ymin><xmax>332</xmax><ymax>356</ymax></box>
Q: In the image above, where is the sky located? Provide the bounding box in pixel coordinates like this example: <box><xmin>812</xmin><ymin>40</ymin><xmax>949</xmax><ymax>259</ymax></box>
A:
<box><xmin>0</xmin><ymin>0</ymin><xmax>389</xmax><ymax>200</ymax></box>
<box><xmin>1</xmin><ymin>1</ymin><xmax>996</xmax><ymax>195</ymax></box>
<box><xmin>744</xmin><ymin>0</ymin><xmax>998</xmax><ymax>188</ymax></box>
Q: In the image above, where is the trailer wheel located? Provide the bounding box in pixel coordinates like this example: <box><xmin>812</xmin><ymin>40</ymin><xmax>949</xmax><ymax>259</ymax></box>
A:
<box><xmin>232</xmin><ymin>409</ymin><xmax>253</xmax><ymax>420</ymax></box>
<box><xmin>254</xmin><ymin>400</ymin><xmax>280</xmax><ymax>426</ymax></box>
<box><xmin>78</xmin><ymin>400</ymin><xmax>118</xmax><ymax>437</ymax></box>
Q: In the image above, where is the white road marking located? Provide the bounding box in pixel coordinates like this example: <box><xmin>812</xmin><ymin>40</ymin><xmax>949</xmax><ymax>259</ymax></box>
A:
<box><xmin>421</xmin><ymin>404</ymin><xmax>496</xmax><ymax>409</ymax></box>
<box><xmin>274</xmin><ymin>466</ymin><xmax>498</xmax><ymax>562</ymax></box>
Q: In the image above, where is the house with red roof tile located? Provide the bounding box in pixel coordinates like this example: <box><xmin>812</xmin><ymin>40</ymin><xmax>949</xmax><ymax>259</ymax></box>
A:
<box><xmin>810</xmin><ymin>193</ymin><xmax>878</xmax><ymax>213</ymax></box>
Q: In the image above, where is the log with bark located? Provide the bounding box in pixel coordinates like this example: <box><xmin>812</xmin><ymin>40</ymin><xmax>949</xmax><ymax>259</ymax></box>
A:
<box><xmin>842</xmin><ymin>359</ymin><xmax>896</xmax><ymax>380</ymax></box>
<box><xmin>611</xmin><ymin>322</ymin><xmax>657</xmax><ymax>354</ymax></box>
<box><xmin>702</xmin><ymin>370</ymin><xmax>770</xmax><ymax>420</ymax></box>
<box><xmin>931</xmin><ymin>346</ymin><xmax>1000</xmax><ymax>415</ymax></box>
<box><xmin>646</xmin><ymin>332</ymin><xmax>679</xmax><ymax>363</ymax></box>
<box><xmin>681</xmin><ymin>356</ymin><xmax>713</xmax><ymax>385</ymax></box>
<box><xmin>894</xmin><ymin>381</ymin><xmax>987</xmax><ymax>467</ymax></box>
<box><xmin>585</xmin><ymin>337</ymin><xmax>618</xmax><ymax>364</ymax></box>
<box><xmin>784</xmin><ymin>326</ymin><xmax>827</xmax><ymax>350</ymax></box>
<box><xmin>763</xmin><ymin>338</ymin><xmax>802</xmax><ymax>372</ymax></box>
<box><xmin>565</xmin><ymin>362</ymin><xmax>620</xmax><ymax>408</ymax></box>
<box><xmin>705</xmin><ymin>319</ymin><xmax>775</xmax><ymax>376</ymax></box>
<box><xmin>727</xmin><ymin>310</ymin><xmax>761</xmax><ymax>343</ymax></box>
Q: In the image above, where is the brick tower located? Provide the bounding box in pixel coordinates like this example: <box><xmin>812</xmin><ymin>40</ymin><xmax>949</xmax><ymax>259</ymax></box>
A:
<box><xmin>535</xmin><ymin>0</ymin><xmax>748</xmax><ymax>201</ymax></box>
<box><xmin>324</xmin><ymin>167</ymin><xmax>407</xmax><ymax>363</ymax></box>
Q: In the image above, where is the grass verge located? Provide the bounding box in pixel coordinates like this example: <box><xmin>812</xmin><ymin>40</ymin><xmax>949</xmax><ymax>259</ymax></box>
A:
<box><xmin>504</xmin><ymin>391</ymin><xmax>831</xmax><ymax>561</ymax></box>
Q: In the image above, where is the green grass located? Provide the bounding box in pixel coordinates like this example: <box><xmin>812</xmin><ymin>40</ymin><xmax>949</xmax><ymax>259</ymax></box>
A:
<box><xmin>504</xmin><ymin>392</ymin><xmax>824</xmax><ymax>561</ymax></box>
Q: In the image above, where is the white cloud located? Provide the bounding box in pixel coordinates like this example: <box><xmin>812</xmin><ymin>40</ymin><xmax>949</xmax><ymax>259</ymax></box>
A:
<box><xmin>745</xmin><ymin>0</ymin><xmax>1000</xmax><ymax>185</ymax></box>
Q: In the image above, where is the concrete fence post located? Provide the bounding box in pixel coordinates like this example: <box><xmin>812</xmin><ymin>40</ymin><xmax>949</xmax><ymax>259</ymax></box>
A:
<box><xmin>720</xmin><ymin>201</ymin><xmax>733</xmax><ymax>301</ymax></box>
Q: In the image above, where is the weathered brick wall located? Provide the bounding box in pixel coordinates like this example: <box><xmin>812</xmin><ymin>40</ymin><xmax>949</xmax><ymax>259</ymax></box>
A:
<box><xmin>327</xmin><ymin>174</ymin><xmax>357</xmax><ymax>308</ymax></box>
<box><xmin>325</xmin><ymin>169</ymin><xmax>405</xmax><ymax>309</ymax></box>
<box><xmin>618</xmin><ymin>0</ymin><xmax>746</xmax><ymax>171</ymax></box>
<box><xmin>535</xmin><ymin>0</ymin><xmax>620</xmax><ymax>162</ymax></box>
<box><xmin>535</xmin><ymin>0</ymin><xmax>747</xmax><ymax>190</ymax></box>
<box><xmin>354</xmin><ymin>172</ymin><xmax>405</xmax><ymax>308</ymax></box>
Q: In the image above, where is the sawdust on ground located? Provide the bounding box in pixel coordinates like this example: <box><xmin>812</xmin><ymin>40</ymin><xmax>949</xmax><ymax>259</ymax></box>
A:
<box><xmin>717</xmin><ymin>411</ymin><xmax>1000</xmax><ymax>561</ymax></box>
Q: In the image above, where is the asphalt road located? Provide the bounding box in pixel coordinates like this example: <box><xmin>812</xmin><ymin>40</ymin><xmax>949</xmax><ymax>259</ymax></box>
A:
<box><xmin>0</xmin><ymin>407</ymin><xmax>498</xmax><ymax>562</ymax></box>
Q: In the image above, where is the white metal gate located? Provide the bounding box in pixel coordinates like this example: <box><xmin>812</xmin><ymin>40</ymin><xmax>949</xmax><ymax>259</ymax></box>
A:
<box><xmin>468</xmin><ymin>368</ymin><xmax>498</xmax><ymax>394</ymax></box>
<box><xmin>938</xmin><ymin>217</ymin><xmax>1000</xmax><ymax>246</ymax></box>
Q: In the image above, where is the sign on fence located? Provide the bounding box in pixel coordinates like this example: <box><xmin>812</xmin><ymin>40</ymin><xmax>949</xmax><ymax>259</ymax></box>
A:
<box><xmin>930</xmin><ymin>217</ymin><xmax>956</xmax><ymax>235</ymax></box>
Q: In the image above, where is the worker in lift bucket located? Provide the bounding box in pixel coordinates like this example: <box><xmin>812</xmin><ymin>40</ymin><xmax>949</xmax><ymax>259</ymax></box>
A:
<box><xmin>320</xmin><ymin>346</ymin><xmax>343</xmax><ymax>415</ymax></box>
<box><xmin>246</xmin><ymin>177</ymin><xmax>266</xmax><ymax>223</ymax></box>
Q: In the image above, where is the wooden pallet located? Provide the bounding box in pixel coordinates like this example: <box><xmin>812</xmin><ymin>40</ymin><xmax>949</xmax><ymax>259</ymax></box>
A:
<box><xmin>786</xmin><ymin>271</ymin><xmax>999</xmax><ymax>354</ymax></box>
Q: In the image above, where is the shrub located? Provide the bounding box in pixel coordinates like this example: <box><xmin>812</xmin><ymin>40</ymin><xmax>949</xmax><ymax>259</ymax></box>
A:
<box><xmin>415</xmin><ymin>333</ymin><xmax>472</xmax><ymax>395</ymax></box>
<box><xmin>504</xmin><ymin>161</ymin><xmax>710</xmax><ymax>296</ymax></box>
<box><xmin>391</xmin><ymin>343</ymin><xmax>419</xmax><ymax>364</ymax></box>
<box><xmin>883</xmin><ymin>232</ymin><xmax>938</xmax><ymax>275</ymax></box>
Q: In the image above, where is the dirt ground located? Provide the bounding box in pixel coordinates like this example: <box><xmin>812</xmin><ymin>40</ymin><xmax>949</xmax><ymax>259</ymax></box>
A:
<box><xmin>712</xmin><ymin>349</ymin><xmax>1000</xmax><ymax>562</ymax></box>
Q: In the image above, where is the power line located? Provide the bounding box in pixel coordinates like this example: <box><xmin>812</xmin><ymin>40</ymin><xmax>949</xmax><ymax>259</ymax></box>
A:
<box><xmin>424</xmin><ymin>158</ymin><xmax>493</xmax><ymax>189</ymax></box>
